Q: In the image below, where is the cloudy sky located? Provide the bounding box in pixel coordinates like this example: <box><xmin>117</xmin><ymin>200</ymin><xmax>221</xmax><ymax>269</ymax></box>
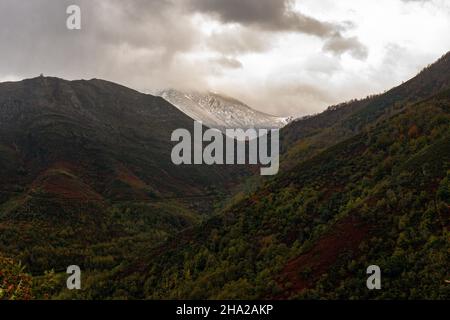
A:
<box><xmin>1</xmin><ymin>0</ymin><xmax>450</xmax><ymax>117</ymax></box>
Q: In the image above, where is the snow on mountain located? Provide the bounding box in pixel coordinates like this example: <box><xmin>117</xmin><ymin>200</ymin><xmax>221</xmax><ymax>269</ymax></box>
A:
<box><xmin>158</xmin><ymin>89</ymin><xmax>292</xmax><ymax>131</ymax></box>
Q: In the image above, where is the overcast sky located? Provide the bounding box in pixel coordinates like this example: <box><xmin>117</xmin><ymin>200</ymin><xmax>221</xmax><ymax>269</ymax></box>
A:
<box><xmin>1</xmin><ymin>0</ymin><xmax>450</xmax><ymax>117</ymax></box>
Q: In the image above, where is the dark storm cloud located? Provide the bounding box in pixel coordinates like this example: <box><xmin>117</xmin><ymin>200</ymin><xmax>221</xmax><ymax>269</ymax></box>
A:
<box><xmin>188</xmin><ymin>0</ymin><xmax>367</xmax><ymax>58</ymax></box>
<box><xmin>189</xmin><ymin>0</ymin><xmax>334</xmax><ymax>36</ymax></box>
<box><xmin>323</xmin><ymin>33</ymin><xmax>369</xmax><ymax>60</ymax></box>
<box><xmin>0</xmin><ymin>0</ymin><xmax>367</xmax><ymax>83</ymax></box>
<box><xmin>0</xmin><ymin>0</ymin><xmax>375</xmax><ymax>116</ymax></box>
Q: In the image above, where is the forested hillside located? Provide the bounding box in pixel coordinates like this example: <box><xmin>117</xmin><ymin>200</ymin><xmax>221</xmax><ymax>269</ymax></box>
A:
<box><xmin>0</xmin><ymin>77</ymin><xmax>248</xmax><ymax>276</ymax></box>
<box><xmin>61</xmin><ymin>61</ymin><xmax>450</xmax><ymax>300</ymax></box>
<box><xmin>1</xmin><ymin>54</ymin><xmax>449</xmax><ymax>300</ymax></box>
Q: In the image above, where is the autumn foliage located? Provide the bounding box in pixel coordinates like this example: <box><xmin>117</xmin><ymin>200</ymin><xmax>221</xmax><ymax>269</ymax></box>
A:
<box><xmin>0</xmin><ymin>254</ymin><xmax>33</xmax><ymax>300</ymax></box>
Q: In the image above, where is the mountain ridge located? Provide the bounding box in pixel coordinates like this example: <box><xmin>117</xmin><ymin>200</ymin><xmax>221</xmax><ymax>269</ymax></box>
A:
<box><xmin>159</xmin><ymin>88</ymin><xmax>293</xmax><ymax>131</ymax></box>
<box><xmin>0</xmin><ymin>75</ymin><xmax>251</xmax><ymax>273</ymax></box>
<box><xmin>64</xmin><ymin>51</ymin><xmax>450</xmax><ymax>300</ymax></box>
<box><xmin>1</xmin><ymin>52</ymin><xmax>449</xmax><ymax>299</ymax></box>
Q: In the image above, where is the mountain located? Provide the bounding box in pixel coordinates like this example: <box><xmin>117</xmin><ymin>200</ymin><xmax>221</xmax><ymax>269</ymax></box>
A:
<box><xmin>159</xmin><ymin>89</ymin><xmax>292</xmax><ymax>131</ymax></box>
<box><xmin>69</xmin><ymin>53</ymin><xmax>450</xmax><ymax>300</ymax></box>
<box><xmin>280</xmin><ymin>52</ymin><xmax>450</xmax><ymax>168</ymax></box>
<box><xmin>0</xmin><ymin>76</ymin><xmax>250</xmax><ymax>274</ymax></box>
<box><xmin>0</xmin><ymin>77</ymin><xmax>250</xmax><ymax>199</ymax></box>
<box><xmin>2</xmin><ymin>53</ymin><xmax>450</xmax><ymax>300</ymax></box>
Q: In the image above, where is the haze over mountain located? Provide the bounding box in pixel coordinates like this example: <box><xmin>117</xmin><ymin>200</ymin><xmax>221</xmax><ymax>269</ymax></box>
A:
<box><xmin>1</xmin><ymin>52</ymin><xmax>449</xmax><ymax>300</ymax></box>
<box><xmin>3</xmin><ymin>0</ymin><xmax>450</xmax><ymax>118</ymax></box>
<box><xmin>0</xmin><ymin>76</ymin><xmax>250</xmax><ymax>274</ymax></box>
<box><xmin>62</xmin><ymin>51</ymin><xmax>450</xmax><ymax>300</ymax></box>
<box><xmin>0</xmin><ymin>77</ymin><xmax>249</xmax><ymax>198</ymax></box>
<box><xmin>159</xmin><ymin>89</ymin><xmax>293</xmax><ymax>131</ymax></box>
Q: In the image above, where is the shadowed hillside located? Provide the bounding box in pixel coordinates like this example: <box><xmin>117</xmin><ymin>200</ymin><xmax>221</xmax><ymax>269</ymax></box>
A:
<box><xmin>0</xmin><ymin>76</ymin><xmax>249</xmax><ymax>274</ymax></box>
<box><xmin>1</xmin><ymin>53</ymin><xmax>449</xmax><ymax>299</ymax></box>
<box><xmin>63</xmin><ymin>53</ymin><xmax>450</xmax><ymax>300</ymax></box>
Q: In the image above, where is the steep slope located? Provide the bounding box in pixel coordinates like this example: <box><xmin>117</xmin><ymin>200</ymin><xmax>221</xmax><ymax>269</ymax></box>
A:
<box><xmin>68</xmin><ymin>54</ymin><xmax>450</xmax><ymax>300</ymax></box>
<box><xmin>280</xmin><ymin>51</ymin><xmax>450</xmax><ymax>167</ymax></box>
<box><xmin>0</xmin><ymin>76</ymin><xmax>249</xmax><ymax>273</ymax></box>
<box><xmin>159</xmin><ymin>89</ymin><xmax>292</xmax><ymax>131</ymax></box>
<box><xmin>79</xmin><ymin>84</ymin><xmax>449</xmax><ymax>300</ymax></box>
<box><xmin>0</xmin><ymin>77</ymin><xmax>247</xmax><ymax>198</ymax></box>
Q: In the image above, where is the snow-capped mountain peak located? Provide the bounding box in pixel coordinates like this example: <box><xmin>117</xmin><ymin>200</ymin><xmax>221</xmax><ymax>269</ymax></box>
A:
<box><xmin>158</xmin><ymin>89</ymin><xmax>292</xmax><ymax>131</ymax></box>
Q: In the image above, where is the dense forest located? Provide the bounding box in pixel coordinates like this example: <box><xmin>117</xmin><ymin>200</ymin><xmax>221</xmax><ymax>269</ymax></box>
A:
<box><xmin>61</xmin><ymin>86</ymin><xmax>450</xmax><ymax>299</ymax></box>
<box><xmin>1</xmin><ymin>53</ymin><xmax>449</xmax><ymax>300</ymax></box>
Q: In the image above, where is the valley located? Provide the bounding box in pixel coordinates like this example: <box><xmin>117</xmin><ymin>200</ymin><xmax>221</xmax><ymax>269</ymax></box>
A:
<box><xmin>1</xmin><ymin>52</ymin><xmax>449</xmax><ymax>300</ymax></box>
